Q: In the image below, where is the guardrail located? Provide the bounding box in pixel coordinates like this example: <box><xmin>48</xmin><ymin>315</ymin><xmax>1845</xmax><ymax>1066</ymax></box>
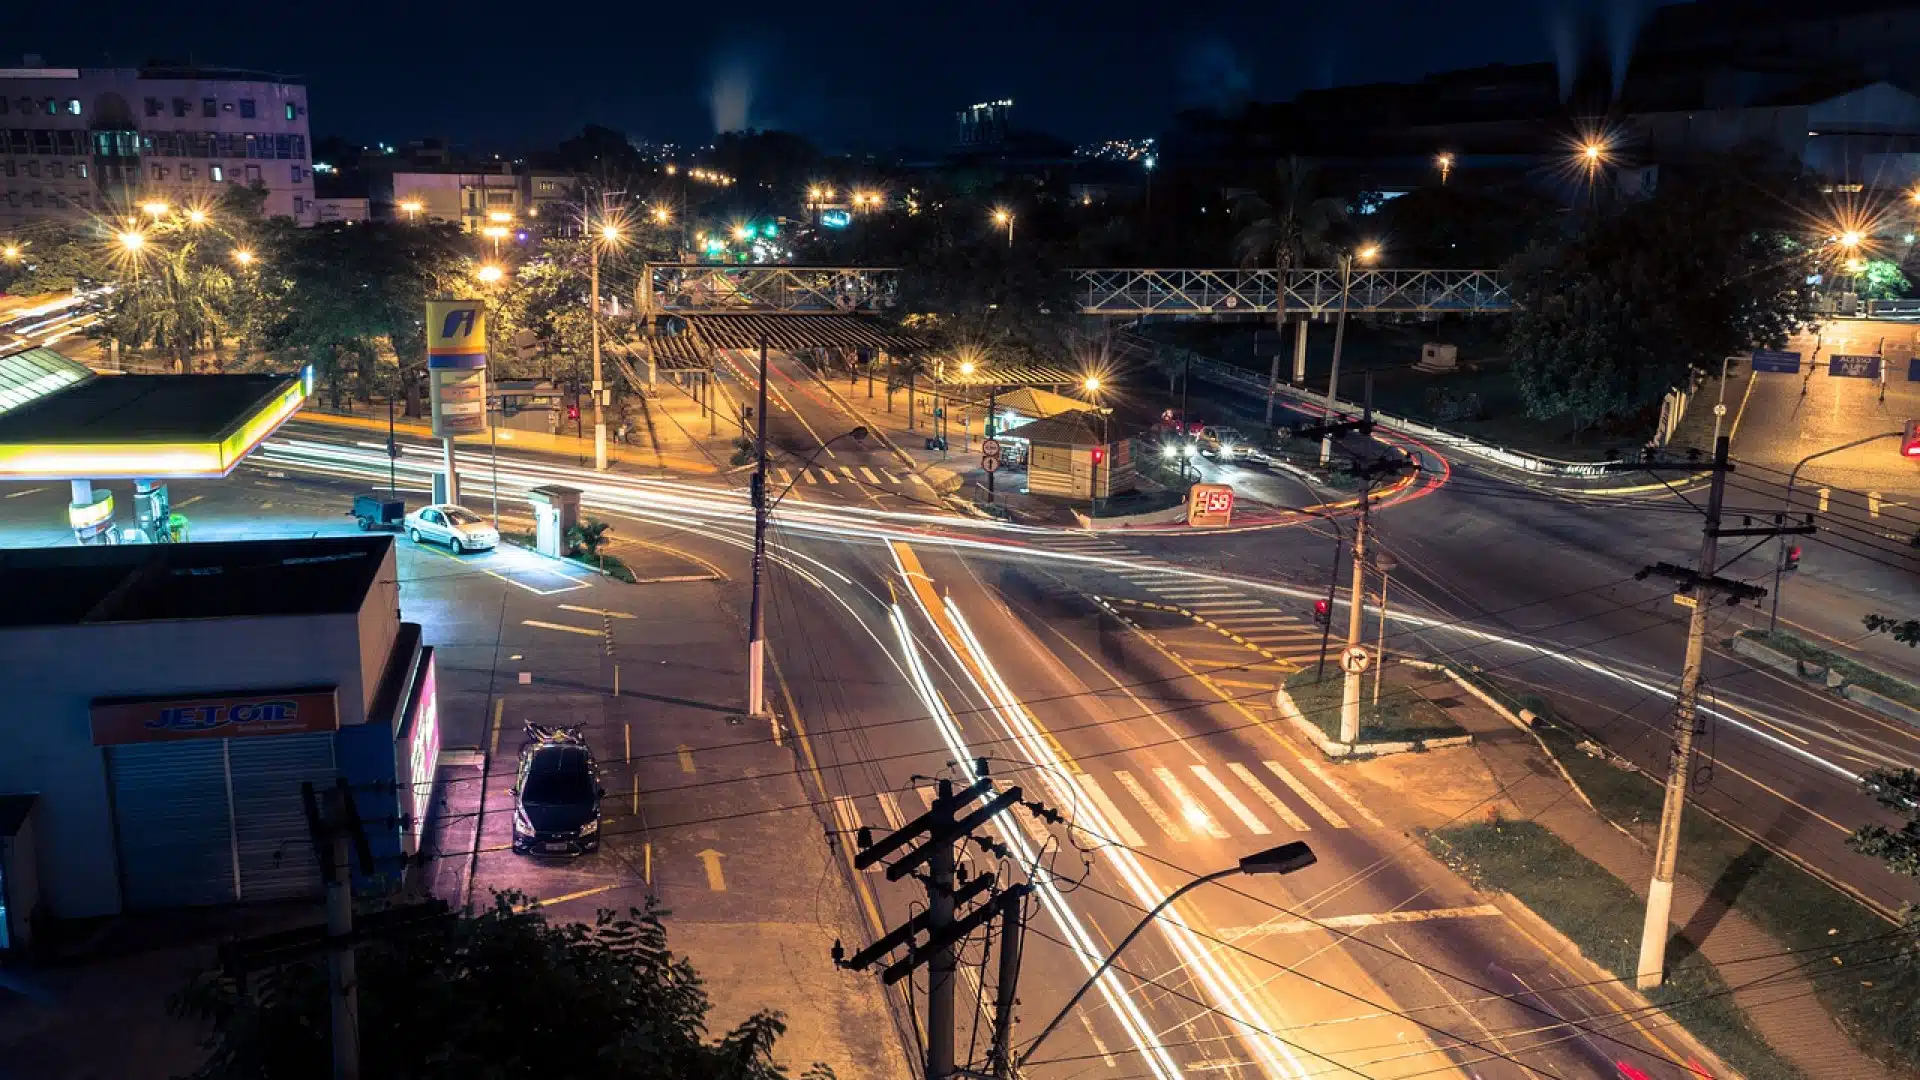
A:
<box><xmin>1116</xmin><ymin>332</ymin><xmax>1624</xmax><ymax>479</ymax></box>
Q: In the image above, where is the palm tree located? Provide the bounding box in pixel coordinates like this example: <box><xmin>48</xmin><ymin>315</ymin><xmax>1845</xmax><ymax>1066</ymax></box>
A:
<box><xmin>1231</xmin><ymin>158</ymin><xmax>1349</xmax><ymax>422</ymax></box>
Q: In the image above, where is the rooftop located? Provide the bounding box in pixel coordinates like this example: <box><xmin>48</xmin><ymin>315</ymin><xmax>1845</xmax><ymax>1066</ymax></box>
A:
<box><xmin>0</xmin><ymin>536</ymin><xmax>391</xmax><ymax>628</ymax></box>
<box><xmin>0</xmin><ymin>370</ymin><xmax>297</xmax><ymax>444</ymax></box>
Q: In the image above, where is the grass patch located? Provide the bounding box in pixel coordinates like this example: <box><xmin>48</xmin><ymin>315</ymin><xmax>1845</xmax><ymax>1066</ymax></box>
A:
<box><xmin>1430</xmin><ymin>821</ymin><xmax>1808</xmax><ymax>1080</ymax></box>
<box><xmin>1736</xmin><ymin>629</ymin><xmax>1920</xmax><ymax>710</ymax></box>
<box><xmin>1456</xmin><ymin>665</ymin><xmax>1917</xmax><ymax>1074</ymax></box>
<box><xmin>1284</xmin><ymin>668</ymin><xmax>1464</xmax><ymax>745</ymax></box>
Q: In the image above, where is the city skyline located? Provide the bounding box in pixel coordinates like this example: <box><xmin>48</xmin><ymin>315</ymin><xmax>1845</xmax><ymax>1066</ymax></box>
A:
<box><xmin>13</xmin><ymin>0</ymin><xmax>1597</xmax><ymax>151</ymax></box>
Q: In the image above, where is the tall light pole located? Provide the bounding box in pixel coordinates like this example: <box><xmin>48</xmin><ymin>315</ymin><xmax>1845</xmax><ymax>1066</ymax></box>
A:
<box><xmin>1436</xmin><ymin>152</ymin><xmax>1453</xmax><ymax>185</ymax></box>
<box><xmin>590</xmin><ymin>207</ymin><xmax>622</xmax><ymax>471</ymax></box>
<box><xmin>1082</xmin><ymin>376</ymin><xmax>1106</xmax><ymax>518</ymax></box>
<box><xmin>992</xmin><ymin>206</ymin><xmax>1014</xmax><ymax>248</ymax></box>
<box><xmin>1017</xmin><ymin>842</ymin><xmax>1316</xmax><ymax>1070</ymax></box>
<box><xmin>1320</xmin><ymin>244</ymin><xmax>1378</xmax><ymax>465</ymax></box>
<box><xmin>1768</xmin><ymin>430</ymin><xmax>1903</xmax><ymax>631</ymax></box>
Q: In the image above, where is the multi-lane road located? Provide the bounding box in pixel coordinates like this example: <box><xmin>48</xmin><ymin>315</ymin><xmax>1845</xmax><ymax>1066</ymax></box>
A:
<box><xmin>5</xmin><ymin>324</ymin><xmax>1916</xmax><ymax>1079</ymax></box>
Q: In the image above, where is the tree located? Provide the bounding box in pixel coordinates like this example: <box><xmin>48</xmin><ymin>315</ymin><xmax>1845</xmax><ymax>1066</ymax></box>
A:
<box><xmin>171</xmin><ymin>891</ymin><xmax>832</xmax><ymax>1080</ymax></box>
<box><xmin>1229</xmin><ymin>157</ymin><xmax>1347</xmax><ymax>272</ymax></box>
<box><xmin>566</xmin><ymin>518</ymin><xmax>613</xmax><ymax>559</ymax></box>
<box><xmin>1858</xmin><ymin>258</ymin><xmax>1912</xmax><ymax>301</ymax></box>
<box><xmin>1863</xmin><ymin>613</ymin><xmax>1920</xmax><ymax>647</ymax></box>
<box><xmin>1503</xmin><ymin>162</ymin><xmax>1810</xmax><ymax>433</ymax></box>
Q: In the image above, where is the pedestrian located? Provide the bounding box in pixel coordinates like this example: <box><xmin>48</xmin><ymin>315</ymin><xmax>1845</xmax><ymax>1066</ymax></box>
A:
<box><xmin>616</xmin><ymin>421</ymin><xmax>630</xmax><ymax>444</ymax></box>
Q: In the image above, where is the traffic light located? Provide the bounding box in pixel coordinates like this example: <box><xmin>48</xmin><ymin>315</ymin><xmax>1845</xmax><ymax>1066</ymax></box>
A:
<box><xmin>1090</xmin><ymin>446</ymin><xmax>1106</xmax><ymax>465</ymax></box>
<box><xmin>1783</xmin><ymin>544</ymin><xmax>1802</xmax><ymax>573</ymax></box>
<box><xmin>1312</xmin><ymin>598</ymin><xmax>1331</xmax><ymax>627</ymax></box>
<box><xmin>567</xmin><ymin>402</ymin><xmax>580</xmax><ymax>422</ymax></box>
<box><xmin>1903</xmin><ymin>418</ymin><xmax>1920</xmax><ymax>459</ymax></box>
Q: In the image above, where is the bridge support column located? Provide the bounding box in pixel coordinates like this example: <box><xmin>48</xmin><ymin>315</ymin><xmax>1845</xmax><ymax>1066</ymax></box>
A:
<box><xmin>1292</xmin><ymin>316</ymin><xmax>1309</xmax><ymax>385</ymax></box>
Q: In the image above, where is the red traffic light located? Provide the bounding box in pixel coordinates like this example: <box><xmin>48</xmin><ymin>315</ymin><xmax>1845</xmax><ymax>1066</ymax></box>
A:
<box><xmin>1903</xmin><ymin>418</ymin><xmax>1920</xmax><ymax>459</ymax></box>
<box><xmin>1090</xmin><ymin>446</ymin><xmax>1106</xmax><ymax>465</ymax></box>
<box><xmin>1784</xmin><ymin>544</ymin><xmax>1802</xmax><ymax>572</ymax></box>
<box><xmin>1312</xmin><ymin>598</ymin><xmax>1332</xmax><ymax>625</ymax></box>
<box><xmin>567</xmin><ymin>404</ymin><xmax>580</xmax><ymax>421</ymax></box>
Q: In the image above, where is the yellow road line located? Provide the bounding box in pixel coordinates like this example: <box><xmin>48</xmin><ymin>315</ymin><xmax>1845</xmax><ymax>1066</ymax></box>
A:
<box><xmin>513</xmin><ymin>883</ymin><xmax>619</xmax><ymax>913</ymax></box>
<box><xmin>521</xmin><ymin>618</ymin><xmax>600</xmax><ymax>637</ymax></box>
<box><xmin>558</xmin><ymin>603</ymin><xmax>634</xmax><ymax>619</ymax></box>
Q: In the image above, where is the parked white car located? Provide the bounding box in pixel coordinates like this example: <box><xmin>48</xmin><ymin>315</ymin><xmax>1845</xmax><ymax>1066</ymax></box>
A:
<box><xmin>404</xmin><ymin>504</ymin><xmax>499</xmax><ymax>553</ymax></box>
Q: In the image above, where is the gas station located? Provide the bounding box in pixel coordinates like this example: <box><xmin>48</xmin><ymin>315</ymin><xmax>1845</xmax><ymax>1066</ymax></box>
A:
<box><xmin>0</xmin><ymin>347</ymin><xmax>312</xmax><ymax>545</ymax></box>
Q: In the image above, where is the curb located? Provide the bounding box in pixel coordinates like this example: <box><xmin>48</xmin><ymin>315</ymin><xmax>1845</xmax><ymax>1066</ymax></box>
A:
<box><xmin>1272</xmin><ymin>681</ymin><xmax>1474</xmax><ymax>759</ymax></box>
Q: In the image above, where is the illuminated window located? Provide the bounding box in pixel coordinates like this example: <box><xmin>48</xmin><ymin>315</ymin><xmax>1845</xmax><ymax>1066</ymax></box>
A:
<box><xmin>285</xmin><ymin>103</ymin><xmax>296</xmax><ymax>121</ymax></box>
<box><xmin>209</xmin><ymin>165</ymin><xmax>222</xmax><ymax>182</ymax></box>
<box><xmin>66</xmin><ymin>99</ymin><xmax>80</xmax><ymax>115</ymax></box>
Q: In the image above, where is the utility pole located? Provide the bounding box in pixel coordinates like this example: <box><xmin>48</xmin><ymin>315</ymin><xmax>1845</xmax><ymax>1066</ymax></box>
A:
<box><xmin>838</xmin><ymin>777</ymin><xmax>1027</xmax><ymax>1080</ymax></box>
<box><xmin>986</xmin><ymin>895</ymin><xmax>1024</xmax><ymax>1079</ymax></box>
<box><xmin>747</xmin><ymin>333</ymin><xmax>771</xmax><ymax>717</ymax></box>
<box><xmin>589</xmin><ymin>189</ymin><xmax>618</xmax><ymax>472</ymax></box>
<box><xmin>301</xmin><ymin>779</ymin><xmax>373</xmax><ymax>1080</ymax></box>
<box><xmin>1340</xmin><ymin>491</ymin><xmax>1369</xmax><ymax>743</ymax></box>
<box><xmin>1632</xmin><ymin>436</ymin><xmax>1806</xmax><ymax>988</ymax></box>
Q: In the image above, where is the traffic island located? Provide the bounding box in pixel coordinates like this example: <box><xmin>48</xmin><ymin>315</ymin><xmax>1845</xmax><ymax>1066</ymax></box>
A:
<box><xmin>1730</xmin><ymin>629</ymin><xmax>1920</xmax><ymax>728</ymax></box>
<box><xmin>1275</xmin><ymin>662</ymin><xmax>1471</xmax><ymax>758</ymax></box>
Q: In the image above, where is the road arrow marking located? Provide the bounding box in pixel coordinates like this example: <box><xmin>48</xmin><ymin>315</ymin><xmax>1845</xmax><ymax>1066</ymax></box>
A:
<box><xmin>697</xmin><ymin>848</ymin><xmax>727</xmax><ymax>891</ymax></box>
<box><xmin>677</xmin><ymin>744</ymin><xmax>696</xmax><ymax>774</ymax></box>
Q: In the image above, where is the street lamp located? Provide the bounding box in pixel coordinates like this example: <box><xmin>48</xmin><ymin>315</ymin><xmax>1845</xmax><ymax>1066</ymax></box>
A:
<box><xmin>481</xmin><ymin>224</ymin><xmax>508</xmax><ymax>259</ymax></box>
<box><xmin>1319</xmin><ymin>242</ymin><xmax>1379</xmax><ymax>465</ymax></box>
<box><xmin>487</xmin><ymin>210</ymin><xmax>513</xmax><ymax>224</ymax></box>
<box><xmin>141</xmin><ymin>200</ymin><xmax>169</xmax><ymax>219</ymax></box>
<box><xmin>649</xmin><ymin>205</ymin><xmax>671</xmax><ymax>226</ymax></box>
<box><xmin>1082</xmin><ymin>377</ymin><xmax>1109</xmax><ymax>518</ymax></box>
<box><xmin>992</xmin><ymin>206</ymin><xmax>1014</xmax><ymax>247</ymax></box>
<box><xmin>399</xmin><ymin>199</ymin><xmax>424</xmax><ymax>221</ymax></box>
<box><xmin>1017</xmin><ymin>842</ymin><xmax>1317</xmax><ymax>1070</ymax></box>
<box><xmin>589</xmin><ymin>216</ymin><xmax>624</xmax><ymax>471</ymax></box>
<box><xmin>1436</xmin><ymin>152</ymin><xmax>1454</xmax><ymax>184</ymax></box>
<box><xmin>2</xmin><ymin>244</ymin><xmax>19</xmax><ymax>262</ymax></box>
<box><xmin>475</xmin><ymin>263</ymin><xmax>503</xmax><ymax>284</ymax></box>
<box><xmin>117</xmin><ymin>230</ymin><xmax>145</xmax><ymax>252</ymax></box>
<box><xmin>230</xmin><ymin>248</ymin><xmax>255</xmax><ymax>266</ymax></box>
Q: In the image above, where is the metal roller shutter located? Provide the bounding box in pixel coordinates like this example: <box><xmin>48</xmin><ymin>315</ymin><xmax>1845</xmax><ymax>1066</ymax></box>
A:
<box><xmin>229</xmin><ymin>733</ymin><xmax>336</xmax><ymax>901</ymax></box>
<box><xmin>110</xmin><ymin>742</ymin><xmax>236</xmax><ymax>909</ymax></box>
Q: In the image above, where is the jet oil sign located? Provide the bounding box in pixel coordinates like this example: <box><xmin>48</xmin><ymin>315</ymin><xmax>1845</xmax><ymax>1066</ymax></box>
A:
<box><xmin>91</xmin><ymin>688</ymin><xmax>340</xmax><ymax>745</ymax></box>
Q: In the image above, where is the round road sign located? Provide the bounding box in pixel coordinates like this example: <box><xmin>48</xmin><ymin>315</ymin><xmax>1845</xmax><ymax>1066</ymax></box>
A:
<box><xmin>982</xmin><ymin>456</ymin><xmax>1000</xmax><ymax>474</ymax></box>
<box><xmin>982</xmin><ymin>438</ymin><xmax>1002</xmax><ymax>458</ymax></box>
<box><xmin>1340</xmin><ymin>646</ymin><xmax>1372</xmax><ymax>674</ymax></box>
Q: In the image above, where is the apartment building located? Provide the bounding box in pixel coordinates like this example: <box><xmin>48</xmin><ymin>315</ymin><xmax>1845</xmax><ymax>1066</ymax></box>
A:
<box><xmin>0</xmin><ymin>64</ymin><xmax>315</xmax><ymax>229</ymax></box>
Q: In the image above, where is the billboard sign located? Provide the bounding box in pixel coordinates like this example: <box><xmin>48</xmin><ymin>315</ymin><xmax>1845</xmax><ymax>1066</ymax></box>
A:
<box><xmin>91</xmin><ymin>688</ymin><xmax>339</xmax><ymax>746</ymax></box>
<box><xmin>1828</xmin><ymin>354</ymin><xmax>1881</xmax><ymax>379</ymax></box>
<box><xmin>1188</xmin><ymin>483</ymin><xmax>1235</xmax><ymax>527</ymax></box>
<box><xmin>1749</xmin><ymin>349</ymin><xmax>1800</xmax><ymax>374</ymax></box>
<box><xmin>427</xmin><ymin>299</ymin><xmax>489</xmax><ymax>438</ymax></box>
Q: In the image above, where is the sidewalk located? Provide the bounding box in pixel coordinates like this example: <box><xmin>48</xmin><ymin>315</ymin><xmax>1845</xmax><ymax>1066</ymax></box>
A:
<box><xmin>1454</xmin><ymin>704</ymin><xmax>1905</xmax><ymax>1080</ymax></box>
<box><xmin>297</xmin><ymin>403</ymin><xmax>725</xmax><ymax>476</ymax></box>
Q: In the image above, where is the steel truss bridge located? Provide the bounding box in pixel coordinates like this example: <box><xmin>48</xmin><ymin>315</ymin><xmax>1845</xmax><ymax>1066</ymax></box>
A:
<box><xmin>1070</xmin><ymin>268</ymin><xmax>1511</xmax><ymax>316</ymax></box>
<box><xmin>641</xmin><ymin>264</ymin><xmax>1512</xmax><ymax>316</ymax></box>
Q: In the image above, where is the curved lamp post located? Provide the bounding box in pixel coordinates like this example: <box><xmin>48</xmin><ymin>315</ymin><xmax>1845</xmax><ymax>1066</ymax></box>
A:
<box><xmin>1016</xmin><ymin>841</ymin><xmax>1316</xmax><ymax>1069</ymax></box>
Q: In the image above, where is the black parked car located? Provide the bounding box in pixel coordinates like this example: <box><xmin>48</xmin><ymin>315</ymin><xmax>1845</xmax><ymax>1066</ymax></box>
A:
<box><xmin>512</xmin><ymin>723</ymin><xmax>604</xmax><ymax>856</ymax></box>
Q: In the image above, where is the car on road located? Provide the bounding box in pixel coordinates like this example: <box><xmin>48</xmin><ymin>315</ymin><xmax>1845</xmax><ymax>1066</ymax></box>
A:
<box><xmin>512</xmin><ymin>724</ymin><xmax>605</xmax><ymax>857</ymax></box>
<box><xmin>404</xmin><ymin>503</ymin><xmax>498</xmax><ymax>553</ymax></box>
<box><xmin>1196</xmin><ymin>425</ymin><xmax>1251</xmax><ymax>461</ymax></box>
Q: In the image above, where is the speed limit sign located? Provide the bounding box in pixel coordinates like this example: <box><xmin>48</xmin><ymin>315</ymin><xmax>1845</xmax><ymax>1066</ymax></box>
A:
<box><xmin>1340</xmin><ymin>646</ymin><xmax>1372</xmax><ymax>674</ymax></box>
<box><xmin>982</xmin><ymin>438</ymin><xmax>1002</xmax><ymax>459</ymax></box>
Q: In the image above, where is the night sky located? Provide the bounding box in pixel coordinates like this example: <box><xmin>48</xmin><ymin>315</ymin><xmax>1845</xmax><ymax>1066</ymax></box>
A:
<box><xmin>10</xmin><ymin>1</ymin><xmax>1654</xmax><ymax>153</ymax></box>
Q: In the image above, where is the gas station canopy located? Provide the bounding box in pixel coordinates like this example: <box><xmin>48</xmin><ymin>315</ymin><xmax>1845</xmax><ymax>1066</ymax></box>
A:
<box><xmin>0</xmin><ymin>348</ymin><xmax>310</xmax><ymax>481</ymax></box>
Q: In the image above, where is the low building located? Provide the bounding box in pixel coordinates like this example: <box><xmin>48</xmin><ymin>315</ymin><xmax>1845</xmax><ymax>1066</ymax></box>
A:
<box><xmin>1000</xmin><ymin>408</ymin><xmax>1133</xmax><ymax>500</ymax></box>
<box><xmin>0</xmin><ymin>61</ymin><xmax>316</xmax><ymax>228</ymax></box>
<box><xmin>369</xmin><ymin>164</ymin><xmax>520</xmax><ymax>232</ymax></box>
<box><xmin>0</xmin><ymin>536</ymin><xmax>440</xmax><ymax>922</ymax></box>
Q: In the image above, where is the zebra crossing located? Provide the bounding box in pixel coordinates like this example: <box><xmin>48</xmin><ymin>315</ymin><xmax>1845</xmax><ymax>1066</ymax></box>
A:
<box><xmin>773</xmin><ymin>463</ymin><xmax>933</xmax><ymax>490</ymax></box>
<box><xmin>831</xmin><ymin>755</ymin><xmax>1380</xmax><ymax>866</ymax></box>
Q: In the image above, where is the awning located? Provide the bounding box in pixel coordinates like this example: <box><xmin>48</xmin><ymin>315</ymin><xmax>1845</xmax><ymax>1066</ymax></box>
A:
<box><xmin>685</xmin><ymin>313</ymin><xmax>929</xmax><ymax>354</ymax></box>
<box><xmin>932</xmin><ymin>362</ymin><xmax>1081</xmax><ymax>388</ymax></box>
<box><xmin>632</xmin><ymin>333</ymin><xmax>710</xmax><ymax>371</ymax></box>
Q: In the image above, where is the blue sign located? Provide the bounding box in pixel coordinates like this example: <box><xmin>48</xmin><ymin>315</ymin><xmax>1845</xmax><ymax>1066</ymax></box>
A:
<box><xmin>1908</xmin><ymin>356</ymin><xmax>1920</xmax><ymax>383</ymax></box>
<box><xmin>1828</xmin><ymin>354</ymin><xmax>1882</xmax><ymax>379</ymax></box>
<box><xmin>1750</xmin><ymin>349</ymin><xmax>1800</xmax><ymax>374</ymax></box>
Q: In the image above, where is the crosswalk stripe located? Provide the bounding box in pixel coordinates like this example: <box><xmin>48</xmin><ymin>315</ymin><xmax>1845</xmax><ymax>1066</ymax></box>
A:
<box><xmin>876</xmin><ymin>790</ymin><xmax>906</xmax><ymax>831</ymax></box>
<box><xmin>1075</xmin><ymin>773</ymin><xmax>1147</xmax><ymax>848</ymax></box>
<box><xmin>908</xmin><ymin>473</ymin><xmax>930</xmax><ymax>487</ymax></box>
<box><xmin>1243</xmin><ymin>631</ymin><xmax>1327</xmax><ymax>642</ymax></box>
<box><xmin>859</xmin><ymin>466</ymin><xmax>882</xmax><ymax>484</ymax></box>
<box><xmin>1154</xmin><ymin>768</ymin><xmax>1229</xmax><ymax>840</ymax></box>
<box><xmin>1210</xmin><ymin>678</ymin><xmax>1275</xmax><ymax>690</ymax></box>
<box><xmin>776</xmin><ymin>467</ymin><xmax>793</xmax><ymax>486</ymax></box>
<box><xmin>1114</xmin><ymin>770</ymin><xmax>1189</xmax><ymax>842</ymax></box>
<box><xmin>1297</xmin><ymin>759</ymin><xmax>1386</xmax><ymax>828</ymax></box>
<box><xmin>1212</xmin><ymin>617</ymin><xmax>1292</xmax><ymax>626</ymax></box>
<box><xmin>818</xmin><ymin>468</ymin><xmax>839</xmax><ymax>485</ymax></box>
<box><xmin>1190</xmin><ymin>766</ymin><xmax>1270</xmax><ymax>835</ymax></box>
<box><xmin>1228</xmin><ymin>763</ymin><xmax>1309</xmax><ymax>831</ymax></box>
<box><xmin>1010</xmin><ymin>803</ymin><xmax>1055</xmax><ymax>850</ymax></box>
<box><xmin>1157</xmin><ymin>588</ymin><xmax>1238</xmax><ymax>596</ymax></box>
<box><xmin>1263</xmin><ymin>760</ymin><xmax>1348</xmax><ymax>829</ymax></box>
<box><xmin>1189</xmin><ymin>602</ymin><xmax>1269</xmax><ymax>612</ymax></box>
<box><xmin>802</xmin><ymin>469</ymin><xmax>819</xmax><ymax>485</ymax></box>
<box><xmin>881</xmin><ymin>470</ymin><xmax>900</xmax><ymax>484</ymax></box>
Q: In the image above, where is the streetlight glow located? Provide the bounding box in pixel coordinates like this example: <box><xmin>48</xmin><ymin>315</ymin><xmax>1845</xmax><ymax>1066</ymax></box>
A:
<box><xmin>141</xmin><ymin>201</ymin><xmax>169</xmax><ymax>218</ymax></box>
<box><xmin>1358</xmin><ymin>244</ymin><xmax>1381</xmax><ymax>262</ymax></box>
<box><xmin>475</xmin><ymin>263</ymin><xmax>504</xmax><ymax>283</ymax></box>
<box><xmin>1840</xmin><ymin>230</ymin><xmax>1864</xmax><ymax>248</ymax></box>
<box><xmin>649</xmin><ymin>205</ymin><xmax>670</xmax><ymax>225</ymax></box>
<box><xmin>732</xmin><ymin>224</ymin><xmax>751</xmax><ymax>241</ymax></box>
<box><xmin>231</xmin><ymin>248</ymin><xmax>255</xmax><ymax>266</ymax></box>
<box><xmin>601</xmin><ymin>222</ymin><xmax>623</xmax><ymax>242</ymax></box>
<box><xmin>117</xmin><ymin>231</ymin><xmax>145</xmax><ymax>252</ymax></box>
<box><xmin>488</xmin><ymin>210</ymin><xmax>513</xmax><ymax>224</ymax></box>
<box><xmin>2</xmin><ymin>244</ymin><xmax>19</xmax><ymax>261</ymax></box>
<box><xmin>400</xmin><ymin>199</ymin><xmax>424</xmax><ymax>218</ymax></box>
<box><xmin>1082</xmin><ymin>376</ymin><xmax>1101</xmax><ymax>393</ymax></box>
<box><xmin>991</xmin><ymin>207</ymin><xmax>1010</xmax><ymax>226</ymax></box>
<box><xmin>958</xmin><ymin>361</ymin><xmax>976</xmax><ymax>376</ymax></box>
<box><xmin>186</xmin><ymin>208</ymin><xmax>208</xmax><ymax>225</ymax></box>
